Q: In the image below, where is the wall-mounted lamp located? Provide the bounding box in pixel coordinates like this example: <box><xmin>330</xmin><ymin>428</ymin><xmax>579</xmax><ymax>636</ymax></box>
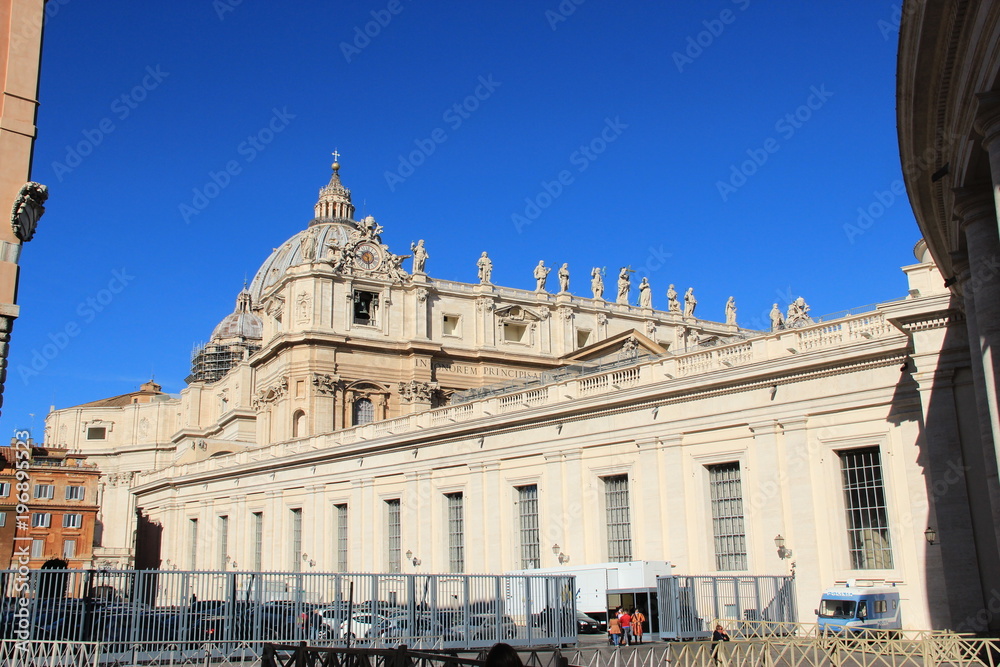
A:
<box><xmin>774</xmin><ymin>534</ymin><xmax>793</xmax><ymax>559</ymax></box>
<box><xmin>405</xmin><ymin>550</ymin><xmax>421</xmax><ymax>566</ymax></box>
<box><xmin>551</xmin><ymin>544</ymin><xmax>569</xmax><ymax>564</ymax></box>
<box><xmin>924</xmin><ymin>526</ymin><xmax>937</xmax><ymax>545</ymax></box>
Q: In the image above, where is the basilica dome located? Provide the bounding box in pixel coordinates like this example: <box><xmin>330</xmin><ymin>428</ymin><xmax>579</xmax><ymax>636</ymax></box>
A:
<box><xmin>211</xmin><ymin>289</ymin><xmax>263</xmax><ymax>341</ymax></box>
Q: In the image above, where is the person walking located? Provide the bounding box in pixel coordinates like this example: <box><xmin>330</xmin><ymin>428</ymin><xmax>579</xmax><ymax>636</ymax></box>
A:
<box><xmin>631</xmin><ymin>608</ymin><xmax>646</xmax><ymax>644</ymax></box>
<box><xmin>619</xmin><ymin>608</ymin><xmax>632</xmax><ymax>646</ymax></box>
<box><xmin>608</xmin><ymin>613</ymin><xmax>622</xmax><ymax>647</ymax></box>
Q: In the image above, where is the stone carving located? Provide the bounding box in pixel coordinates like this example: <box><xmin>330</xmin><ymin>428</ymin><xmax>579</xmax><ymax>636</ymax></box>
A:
<box><xmin>667</xmin><ymin>284</ymin><xmax>680</xmax><ymax>313</ymax></box>
<box><xmin>597</xmin><ymin>313</ymin><xmax>608</xmax><ymax>326</ymax></box>
<box><xmin>359</xmin><ymin>215</ymin><xmax>384</xmax><ymax>241</ymax></box>
<box><xmin>533</xmin><ymin>260</ymin><xmax>551</xmax><ymax>292</ymax></box>
<box><xmin>770</xmin><ymin>304</ymin><xmax>784</xmax><ymax>331</ymax></box>
<box><xmin>619</xmin><ymin>336</ymin><xmax>639</xmax><ymax>360</ymax></box>
<box><xmin>476</xmin><ymin>296</ymin><xmax>494</xmax><ymax>312</ymax></box>
<box><xmin>300</xmin><ymin>229</ymin><xmax>318</xmax><ymax>261</ymax></box>
<box><xmin>253</xmin><ymin>376</ymin><xmax>289</xmax><ymax>408</ymax></box>
<box><xmin>410</xmin><ymin>239</ymin><xmax>428</xmax><ymax>273</ymax></box>
<box><xmin>263</xmin><ymin>294</ymin><xmax>284</xmax><ymax>321</ymax></box>
<box><xmin>725</xmin><ymin>296</ymin><xmax>737</xmax><ymax>326</ymax></box>
<box><xmin>385</xmin><ymin>253</ymin><xmax>410</xmax><ymax>283</ymax></box>
<box><xmin>398</xmin><ymin>380</ymin><xmax>439</xmax><ymax>402</ymax></box>
<box><xmin>477</xmin><ymin>252</ymin><xmax>493</xmax><ymax>284</ymax></box>
<box><xmin>312</xmin><ymin>373</ymin><xmax>341</xmax><ymax>394</ymax></box>
<box><xmin>785</xmin><ymin>297</ymin><xmax>813</xmax><ymax>328</ymax></box>
<box><xmin>10</xmin><ymin>181</ymin><xmax>48</xmax><ymax>242</ymax></box>
<box><xmin>645</xmin><ymin>320</ymin><xmax>656</xmax><ymax>336</ymax></box>
<box><xmin>415</xmin><ymin>288</ymin><xmax>428</xmax><ymax>303</ymax></box>
<box><xmin>325</xmin><ymin>238</ymin><xmax>346</xmax><ymax>270</ymax></box>
<box><xmin>591</xmin><ymin>267</ymin><xmax>604</xmax><ymax>300</ymax></box>
<box><xmin>557</xmin><ymin>305</ymin><xmax>574</xmax><ymax>321</ymax></box>
<box><xmin>616</xmin><ymin>267</ymin><xmax>633</xmax><ymax>305</ymax></box>
<box><xmin>558</xmin><ymin>263</ymin><xmax>570</xmax><ymax>293</ymax></box>
<box><xmin>296</xmin><ymin>291</ymin><xmax>310</xmax><ymax>322</ymax></box>
<box><xmin>683</xmin><ymin>288</ymin><xmax>697</xmax><ymax>318</ymax></box>
<box><xmin>638</xmin><ymin>277</ymin><xmax>652</xmax><ymax>308</ymax></box>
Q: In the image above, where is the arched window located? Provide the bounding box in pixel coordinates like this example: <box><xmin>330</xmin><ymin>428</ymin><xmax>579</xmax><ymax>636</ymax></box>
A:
<box><xmin>292</xmin><ymin>410</ymin><xmax>306</xmax><ymax>438</ymax></box>
<box><xmin>353</xmin><ymin>398</ymin><xmax>374</xmax><ymax>426</ymax></box>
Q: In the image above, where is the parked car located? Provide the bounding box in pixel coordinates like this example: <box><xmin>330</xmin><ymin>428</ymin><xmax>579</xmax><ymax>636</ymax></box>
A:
<box><xmin>374</xmin><ymin>615</ymin><xmax>447</xmax><ymax>640</ymax></box>
<box><xmin>576</xmin><ymin>612</ymin><xmax>603</xmax><ymax>634</ymax></box>
<box><xmin>447</xmin><ymin>613</ymin><xmax>518</xmax><ymax>641</ymax></box>
<box><xmin>339</xmin><ymin>612</ymin><xmax>388</xmax><ymax>639</ymax></box>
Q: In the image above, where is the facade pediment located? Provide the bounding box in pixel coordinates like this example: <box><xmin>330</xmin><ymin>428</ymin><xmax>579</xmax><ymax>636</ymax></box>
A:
<box><xmin>563</xmin><ymin>328</ymin><xmax>667</xmax><ymax>363</ymax></box>
<box><xmin>495</xmin><ymin>304</ymin><xmax>545</xmax><ymax>322</ymax></box>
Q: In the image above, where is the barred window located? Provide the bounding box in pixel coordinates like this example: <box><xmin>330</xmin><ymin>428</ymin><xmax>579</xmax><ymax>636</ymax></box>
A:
<box><xmin>708</xmin><ymin>462</ymin><xmax>747</xmax><ymax>571</ymax></box>
<box><xmin>353</xmin><ymin>398</ymin><xmax>374</xmax><ymax>426</ymax></box>
<box><xmin>63</xmin><ymin>513</ymin><xmax>83</xmax><ymax>529</ymax></box>
<box><xmin>31</xmin><ymin>512</ymin><xmax>51</xmax><ymax>528</ymax></box>
<box><xmin>218</xmin><ymin>515</ymin><xmax>229</xmax><ymax>569</ymax></box>
<box><xmin>335</xmin><ymin>504</ymin><xmax>348</xmax><ymax>571</ymax></box>
<box><xmin>840</xmin><ymin>447</ymin><xmax>894</xmax><ymax>569</ymax></box>
<box><xmin>447</xmin><ymin>493</ymin><xmax>465</xmax><ymax>573</ymax></box>
<box><xmin>189</xmin><ymin>519</ymin><xmax>198</xmax><ymax>569</ymax></box>
<box><xmin>386</xmin><ymin>499</ymin><xmax>401</xmax><ymax>573</ymax></box>
<box><xmin>604</xmin><ymin>475</ymin><xmax>632</xmax><ymax>562</ymax></box>
<box><xmin>517</xmin><ymin>485</ymin><xmax>540</xmax><ymax>569</ymax></box>
<box><xmin>291</xmin><ymin>508</ymin><xmax>303</xmax><ymax>572</ymax></box>
<box><xmin>252</xmin><ymin>512</ymin><xmax>263</xmax><ymax>571</ymax></box>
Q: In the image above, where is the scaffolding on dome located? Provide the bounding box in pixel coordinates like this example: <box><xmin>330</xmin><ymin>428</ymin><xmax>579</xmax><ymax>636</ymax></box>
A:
<box><xmin>186</xmin><ymin>339</ymin><xmax>260</xmax><ymax>384</ymax></box>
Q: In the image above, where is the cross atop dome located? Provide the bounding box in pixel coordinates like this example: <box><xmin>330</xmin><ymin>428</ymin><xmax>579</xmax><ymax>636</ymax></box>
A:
<box><xmin>314</xmin><ymin>152</ymin><xmax>354</xmax><ymax>224</ymax></box>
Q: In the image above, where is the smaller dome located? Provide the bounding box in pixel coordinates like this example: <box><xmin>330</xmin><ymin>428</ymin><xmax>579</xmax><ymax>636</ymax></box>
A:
<box><xmin>211</xmin><ymin>289</ymin><xmax>263</xmax><ymax>341</ymax></box>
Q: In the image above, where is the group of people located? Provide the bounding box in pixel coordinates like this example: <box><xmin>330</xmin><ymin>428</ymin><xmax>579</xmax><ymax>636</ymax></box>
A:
<box><xmin>606</xmin><ymin>607</ymin><xmax>646</xmax><ymax>646</ymax></box>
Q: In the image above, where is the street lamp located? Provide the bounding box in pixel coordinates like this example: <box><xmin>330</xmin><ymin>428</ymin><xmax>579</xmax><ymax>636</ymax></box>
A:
<box><xmin>774</xmin><ymin>535</ymin><xmax>793</xmax><ymax>559</ymax></box>
<box><xmin>924</xmin><ymin>526</ymin><xmax>937</xmax><ymax>545</ymax></box>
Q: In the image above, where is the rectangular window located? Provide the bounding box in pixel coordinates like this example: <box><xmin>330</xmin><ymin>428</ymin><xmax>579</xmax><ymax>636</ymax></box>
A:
<box><xmin>189</xmin><ymin>519</ymin><xmax>198</xmax><ymax>569</ymax></box>
<box><xmin>447</xmin><ymin>493</ymin><xmax>465</xmax><ymax>573</ymax></box>
<box><xmin>335</xmin><ymin>504</ymin><xmax>348</xmax><ymax>571</ymax></box>
<box><xmin>352</xmin><ymin>290</ymin><xmax>379</xmax><ymax>326</ymax></box>
<box><xmin>0</xmin><ymin>482</ymin><xmax>10</xmax><ymax>497</ymax></box>
<box><xmin>218</xmin><ymin>515</ymin><xmax>229</xmax><ymax>569</ymax></box>
<box><xmin>0</xmin><ymin>512</ymin><xmax>6</xmax><ymax>527</ymax></box>
<box><xmin>252</xmin><ymin>512</ymin><xmax>263</xmax><ymax>571</ymax></box>
<box><xmin>291</xmin><ymin>508</ymin><xmax>303</xmax><ymax>572</ymax></box>
<box><xmin>708</xmin><ymin>462</ymin><xmax>747</xmax><ymax>571</ymax></box>
<box><xmin>65</xmin><ymin>486</ymin><xmax>85</xmax><ymax>501</ymax></box>
<box><xmin>34</xmin><ymin>484</ymin><xmax>54</xmax><ymax>499</ymax></box>
<box><xmin>604</xmin><ymin>475</ymin><xmax>632</xmax><ymax>562</ymax></box>
<box><xmin>443</xmin><ymin>315</ymin><xmax>461</xmax><ymax>336</ymax></box>
<box><xmin>503</xmin><ymin>323</ymin><xmax>527</xmax><ymax>343</ymax></box>
<box><xmin>386</xmin><ymin>499</ymin><xmax>401</xmax><ymax>573</ymax></box>
<box><xmin>63</xmin><ymin>539</ymin><xmax>76</xmax><ymax>559</ymax></box>
<box><xmin>63</xmin><ymin>514</ymin><xmax>83</xmax><ymax>529</ymax></box>
<box><xmin>86</xmin><ymin>427</ymin><xmax>106</xmax><ymax>440</ymax></box>
<box><xmin>31</xmin><ymin>539</ymin><xmax>44</xmax><ymax>559</ymax></box>
<box><xmin>841</xmin><ymin>447</ymin><xmax>894</xmax><ymax>569</ymax></box>
<box><xmin>31</xmin><ymin>512</ymin><xmax>51</xmax><ymax>528</ymax></box>
<box><xmin>517</xmin><ymin>485</ymin><xmax>540</xmax><ymax>569</ymax></box>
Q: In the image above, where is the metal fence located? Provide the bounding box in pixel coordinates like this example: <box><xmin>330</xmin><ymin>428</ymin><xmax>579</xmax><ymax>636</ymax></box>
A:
<box><xmin>0</xmin><ymin>568</ymin><xmax>576</xmax><ymax>660</ymax></box>
<box><xmin>656</xmin><ymin>575</ymin><xmax>796</xmax><ymax>640</ymax></box>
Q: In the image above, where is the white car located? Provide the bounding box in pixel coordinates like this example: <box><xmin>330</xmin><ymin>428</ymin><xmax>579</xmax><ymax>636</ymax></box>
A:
<box><xmin>339</xmin><ymin>612</ymin><xmax>387</xmax><ymax>639</ymax></box>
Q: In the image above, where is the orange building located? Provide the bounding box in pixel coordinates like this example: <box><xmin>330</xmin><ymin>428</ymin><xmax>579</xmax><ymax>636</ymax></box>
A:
<box><xmin>0</xmin><ymin>444</ymin><xmax>101</xmax><ymax>569</ymax></box>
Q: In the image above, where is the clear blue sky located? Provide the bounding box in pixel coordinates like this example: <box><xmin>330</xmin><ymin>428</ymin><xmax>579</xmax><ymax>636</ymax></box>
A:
<box><xmin>4</xmin><ymin>0</ymin><xmax>917</xmax><ymax>437</ymax></box>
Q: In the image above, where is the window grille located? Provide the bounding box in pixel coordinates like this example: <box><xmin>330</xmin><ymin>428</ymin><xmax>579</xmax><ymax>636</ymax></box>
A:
<box><xmin>353</xmin><ymin>398</ymin><xmax>374</xmax><ymax>426</ymax></box>
<box><xmin>840</xmin><ymin>447</ymin><xmax>894</xmax><ymax>569</ymax></box>
<box><xmin>708</xmin><ymin>462</ymin><xmax>747</xmax><ymax>571</ymax></box>
<box><xmin>447</xmin><ymin>493</ymin><xmax>465</xmax><ymax>573</ymax></box>
<box><xmin>252</xmin><ymin>512</ymin><xmax>263</xmax><ymax>571</ymax></box>
<box><xmin>335</xmin><ymin>504</ymin><xmax>348</xmax><ymax>571</ymax></box>
<box><xmin>386</xmin><ymin>499</ymin><xmax>401</xmax><ymax>573</ymax></box>
<box><xmin>517</xmin><ymin>485</ymin><xmax>540</xmax><ymax>569</ymax></box>
<box><xmin>604</xmin><ymin>475</ymin><xmax>632</xmax><ymax>562</ymax></box>
<box><xmin>291</xmin><ymin>508</ymin><xmax>303</xmax><ymax>572</ymax></box>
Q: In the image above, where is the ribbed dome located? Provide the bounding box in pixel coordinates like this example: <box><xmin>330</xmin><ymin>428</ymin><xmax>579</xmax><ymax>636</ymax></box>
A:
<box><xmin>247</xmin><ymin>221</ymin><xmax>356</xmax><ymax>302</ymax></box>
<box><xmin>211</xmin><ymin>289</ymin><xmax>263</xmax><ymax>341</ymax></box>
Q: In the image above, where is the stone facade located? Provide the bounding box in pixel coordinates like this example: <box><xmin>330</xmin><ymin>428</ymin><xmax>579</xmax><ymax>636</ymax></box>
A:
<box><xmin>44</xmin><ymin>165</ymin><xmax>983</xmax><ymax>631</ymax></box>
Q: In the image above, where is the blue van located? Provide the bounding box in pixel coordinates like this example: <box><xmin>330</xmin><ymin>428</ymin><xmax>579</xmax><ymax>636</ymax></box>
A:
<box><xmin>816</xmin><ymin>585</ymin><xmax>901</xmax><ymax>635</ymax></box>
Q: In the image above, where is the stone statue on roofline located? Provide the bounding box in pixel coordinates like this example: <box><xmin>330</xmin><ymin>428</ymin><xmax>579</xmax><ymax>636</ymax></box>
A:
<box><xmin>667</xmin><ymin>284</ymin><xmax>680</xmax><ymax>313</ymax></box>
<box><xmin>770</xmin><ymin>303</ymin><xmax>784</xmax><ymax>331</ymax></box>
<box><xmin>534</xmin><ymin>260</ymin><xmax>551</xmax><ymax>292</ymax></box>
<box><xmin>410</xmin><ymin>239</ymin><xmax>428</xmax><ymax>273</ymax></box>
<box><xmin>616</xmin><ymin>267</ymin><xmax>633</xmax><ymax>304</ymax></box>
<box><xmin>591</xmin><ymin>267</ymin><xmax>604</xmax><ymax>300</ymax></box>
<box><xmin>477</xmin><ymin>252</ymin><xmax>493</xmax><ymax>284</ymax></box>
<box><xmin>638</xmin><ymin>277</ymin><xmax>652</xmax><ymax>308</ymax></box>
<box><xmin>683</xmin><ymin>287</ymin><xmax>697</xmax><ymax>318</ymax></box>
<box><xmin>785</xmin><ymin>297</ymin><xmax>813</xmax><ymax>328</ymax></box>
<box><xmin>558</xmin><ymin>263</ymin><xmax>570</xmax><ymax>293</ymax></box>
<box><xmin>725</xmin><ymin>296</ymin><xmax>737</xmax><ymax>326</ymax></box>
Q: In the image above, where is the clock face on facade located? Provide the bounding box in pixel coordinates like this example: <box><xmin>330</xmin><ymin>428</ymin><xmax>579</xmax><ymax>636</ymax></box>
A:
<box><xmin>354</xmin><ymin>242</ymin><xmax>382</xmax><ymax>270</ymax></box>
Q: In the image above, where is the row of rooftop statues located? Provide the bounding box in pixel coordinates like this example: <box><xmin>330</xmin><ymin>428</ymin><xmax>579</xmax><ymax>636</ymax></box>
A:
<box><xmin>406</xmin><ymin>241</ymin><xmax>812</xmax><ymax>331</ymax></box>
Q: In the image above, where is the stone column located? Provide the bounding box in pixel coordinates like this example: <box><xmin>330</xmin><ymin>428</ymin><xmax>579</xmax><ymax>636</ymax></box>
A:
<box><xmin>954</xmin><ymin>187</ymin><xmax>1000</xmax><ymax>486</ymax></box>
<box><xmin>974</xmin><ymin>91</ymin><xmax>1000</xmax><ymax>228</ymax></box>
<box><xmin>747</xmin><ymin>420</ymin><xmax>788</xmax><ymax>574</ymax></box>
<box><xmin>778</xmin><ymin>417</ymin><xmax>822</xmax><ymax>611</ymax></box>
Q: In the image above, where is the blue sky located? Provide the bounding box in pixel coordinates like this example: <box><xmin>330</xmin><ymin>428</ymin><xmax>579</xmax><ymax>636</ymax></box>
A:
<box><xmin>4</xmin><ymin>0</ymin><xmax>916</xmax><ymax>436</ymax></box>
